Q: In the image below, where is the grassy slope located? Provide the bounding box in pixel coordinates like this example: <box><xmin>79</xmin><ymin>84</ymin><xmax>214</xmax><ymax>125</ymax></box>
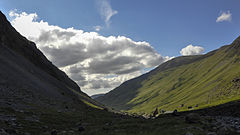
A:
<box><xmin>97</xmin><ymin>36</ymin><xmax>240</xmax><ymax>113</ymax></box>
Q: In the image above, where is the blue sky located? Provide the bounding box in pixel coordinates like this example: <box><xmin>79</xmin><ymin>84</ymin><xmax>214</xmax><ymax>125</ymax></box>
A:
<box><xmin>0</xmin><ymin>0</ymin><xmax>240</xmax><ymax>95</ymax></box>
<box><xmin>1</xmin><ymin>0</ymin><xmax>240</xmax><ymax>56</ymax></box>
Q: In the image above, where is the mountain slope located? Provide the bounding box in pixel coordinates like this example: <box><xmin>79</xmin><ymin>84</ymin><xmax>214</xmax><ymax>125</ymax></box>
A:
<box><xmin>91</xmin><ymin>94</ymin><xmax>105</xmax><ymax>99</ymax></box>
<box><xmin>0</xmin><ymin>10</ymin><xmax>103</xmax><ymax>113</ymax></box>
<box><xmin>96</xmin><ymin>36</ymin><xmax>240</xmax><ymax>113</ymax></box>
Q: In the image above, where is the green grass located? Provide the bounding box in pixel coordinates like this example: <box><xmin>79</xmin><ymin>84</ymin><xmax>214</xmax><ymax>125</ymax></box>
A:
<box><xmin>128</xmin><ymin>45</ymin><xmax>240</xmax><ymax>113</ymax></box>
<box><xmin>67</xmin><ymin>86</ymin><xmax>104</xmax><ymax>109</ymax></box>
<box><xmin>97</xmin><ymin>39</ymin><xmax>240</xmax><ymax>114</ymax></box>
<box><xmin>81</xmin><ymin>99</ymin><xmax>103</xmax><ymax>110</ymax></box>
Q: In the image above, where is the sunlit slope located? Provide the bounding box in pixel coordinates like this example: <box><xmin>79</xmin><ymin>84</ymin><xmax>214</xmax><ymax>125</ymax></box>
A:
<box><xmin>97</xmin><ymin>36</ymin><xmax>240</xmax><ymax>113</ymax></box>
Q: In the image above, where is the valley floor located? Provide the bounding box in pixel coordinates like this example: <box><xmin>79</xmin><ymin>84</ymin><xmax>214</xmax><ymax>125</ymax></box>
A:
<box><xmin>1</xmin><ymin>100</ymin><xmax>240</xmax><ymax>135</ymax></box>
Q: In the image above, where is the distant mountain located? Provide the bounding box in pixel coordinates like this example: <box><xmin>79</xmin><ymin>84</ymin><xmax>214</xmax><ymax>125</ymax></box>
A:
<box><xmin>91</xmin><ymin>94</ymin><xmax>105</xmax><ymax>99</ymax></box>
<box><xmin>96</xmin><ymin>35</ymin><xmax>240</xmax><ymax>113</ymax></box>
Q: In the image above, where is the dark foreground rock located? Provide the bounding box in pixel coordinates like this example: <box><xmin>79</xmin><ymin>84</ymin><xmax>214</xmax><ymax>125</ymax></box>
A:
<box><xmin>185</xmin><ymin>113</ymin><xmax>201</xmax><ymax>123</ymax></box>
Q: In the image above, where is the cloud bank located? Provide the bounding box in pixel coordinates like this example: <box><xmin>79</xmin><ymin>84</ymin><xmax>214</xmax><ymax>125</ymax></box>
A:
<box><xmin>180</xmin><ymin>45</ymin><xmax>204</xmax><ymax>56</ymax></box>
<box><xmin>9</xmin><ymin>10</ymin><xmax>170</xmax><ymax>95</ymax></box>
<box><xmin>216</xmin><ymin>11</ymin><xmax>232</xmax><ymax>23</ymax></box>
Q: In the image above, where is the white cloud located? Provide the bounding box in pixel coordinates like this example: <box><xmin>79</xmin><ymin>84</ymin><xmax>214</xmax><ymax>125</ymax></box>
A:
<box><xmin>9</xmin><ymin>11</ymin><xmax>170</xmax><ymax>95</ymax></box>
<box><xmin>94</xmin><ymin>25</ymin><xmax>102</xmax><ymax>31</ymax></box>
<box><xmin>180</xmin><ymin>44</ymin><xmax>204</xmax><ymax>56</ymax></box>
<box><xmin>97</xmin><ymin>0</ymin><xmax>118</xmax><ymax>27</ymax></box>
<box><xmin>216</xmin><ymin>11</ymin><xmax>232</xmax><ymax>23</ymax></box>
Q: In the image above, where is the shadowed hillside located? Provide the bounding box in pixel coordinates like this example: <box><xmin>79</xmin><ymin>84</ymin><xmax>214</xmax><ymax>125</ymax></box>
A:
<box><xmin>0</xmin><ymin>11</ymin><xmax>102</xmax><ymax>110</ymax></box>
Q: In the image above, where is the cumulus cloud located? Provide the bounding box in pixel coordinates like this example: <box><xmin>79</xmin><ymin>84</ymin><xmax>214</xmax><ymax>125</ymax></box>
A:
<box><xmin>180</xmin><ymin>45</ymin><xmax>204</xmax><ymax>56</ymax></box>
<box><xmin>9</xmin><ymin>10</ymin><xmax>170</xmax><ymax>95</ymax></box>
<box><xmin>216</xmin><ymin>11</ymin><xmax>232</xmax><ymax>23</ymax></box>
<box><xmin>97</xmin><ymin>0</ymin><xmax>118</xmax><ymax>27</ymax></box>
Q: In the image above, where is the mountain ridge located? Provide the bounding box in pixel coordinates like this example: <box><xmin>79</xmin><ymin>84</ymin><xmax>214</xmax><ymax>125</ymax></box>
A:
<box><xmin>96</xmin><ymin>35</ymin><xmax>240</xmax><ymax>113</ymax></box>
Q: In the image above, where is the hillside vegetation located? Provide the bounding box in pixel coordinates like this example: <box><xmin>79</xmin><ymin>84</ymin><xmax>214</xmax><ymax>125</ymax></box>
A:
<box><xmin>96</xmin><ymin>36</ymin><xmax>240</xmax><ymax>113</ymax></box>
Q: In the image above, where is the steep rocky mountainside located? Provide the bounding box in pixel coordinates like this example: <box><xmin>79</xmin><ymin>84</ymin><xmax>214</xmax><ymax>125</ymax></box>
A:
<box><xmin>96</xmin><ymin>35</ymin><xmax>240</xmax><ymax>113</ymax></box>
<box><xmin>0</xmin><ymin>10</ymin><xmax>102</xmax><ymax>113</ymax></box>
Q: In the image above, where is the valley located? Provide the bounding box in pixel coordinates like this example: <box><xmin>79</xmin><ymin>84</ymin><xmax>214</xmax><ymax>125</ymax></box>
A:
<box><xmin>0</xmin><ymin>8</ymin><xmax>240</xmax><ymax>135</ymax></box>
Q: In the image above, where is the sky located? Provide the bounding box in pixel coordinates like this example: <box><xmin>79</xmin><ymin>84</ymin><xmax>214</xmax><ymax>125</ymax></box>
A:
<box><xmin>0</xmin><ymin>0</ymin><xmax>240</xmax><ymax>96</ymax></box>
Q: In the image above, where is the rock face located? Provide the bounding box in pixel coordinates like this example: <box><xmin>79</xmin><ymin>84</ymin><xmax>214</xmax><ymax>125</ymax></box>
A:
<box><xmin>0</xmin><ymin>11</ymin><xmax>101</xmax><ymax>111</ymax></box>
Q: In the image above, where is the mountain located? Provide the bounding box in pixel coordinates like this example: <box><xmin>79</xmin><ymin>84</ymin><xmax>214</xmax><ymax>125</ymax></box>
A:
<box><xmin>0</xmin><ymin>10</ymin><xmax>204</xmax><ymax>135</ymax></box>
<box><xmin>0</xmin><ymin>11</ymin><xmax>102</xmax><ymax>110</ymax></box>
<box><xmin>91</xmin><ymin>94</ymin><xmax>105</xmax><ymax>99</ymax></box>
<box><xmin>0</xmin><ymin>11</ymin><xmax>115</xmax><ymax>134</ymax></box>
<box><xmin>2</xmin><ymin>10</ymin><xmax>240</xmax><ymax>134</ymax></box>
<box><xmin>96</xmin><ymin>36</ymin><xmax>240</xmax><ymax>113</ymax></box>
